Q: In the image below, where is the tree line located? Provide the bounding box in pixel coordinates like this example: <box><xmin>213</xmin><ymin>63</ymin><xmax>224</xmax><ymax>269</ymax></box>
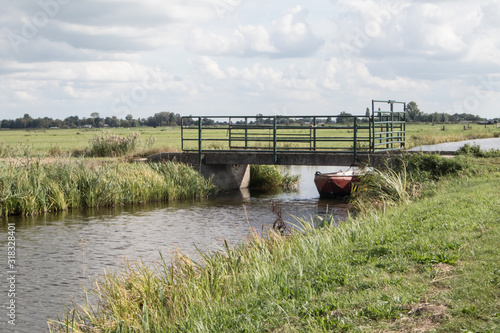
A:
<box><xmin>0</xmin><ymin>102</ymin><xmax>495</xmax><ymax>130</ymax></box>
<box><xmin>0</xmin><ymin>112</ymin><xmax>183</xmax><ymax>129</ymax></box>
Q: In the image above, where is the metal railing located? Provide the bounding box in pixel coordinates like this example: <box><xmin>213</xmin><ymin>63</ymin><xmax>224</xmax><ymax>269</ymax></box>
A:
<box><xmin>181</xmin><ymin>100</ymin><xmax>406</xmax><ymax>163</ymax></box>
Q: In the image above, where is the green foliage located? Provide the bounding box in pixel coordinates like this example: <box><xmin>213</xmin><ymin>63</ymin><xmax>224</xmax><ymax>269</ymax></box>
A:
<box><xmin>395</xmin><ymin>153</ymin><xmax>471</xmax><ymax>181</ymax></box>
<box><xmin>249</xmin><ymin>165</ymin><xmax>300</xmax><ymax>189</ymax></box>
<box><xmin>456</xmin><ymin>143</ymin><xmax>500</xmax><ymax>158</ymax></box>
<box><xmin>0</xmin><ymin>160</ymin><xmax>214</xmax><ymax>216</ymax></box>
<box><xmin>87</xmin><ymin>131</ymin><xmax>141</xmax><ymax>157</ymax></box>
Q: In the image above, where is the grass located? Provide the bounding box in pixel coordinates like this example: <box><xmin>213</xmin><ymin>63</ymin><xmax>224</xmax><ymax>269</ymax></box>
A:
<box><xmin>249</xmin><ymin>165</ymin><xmax>300</xmax><ymax>190</ymax></box>
<box><xmin>405</xmin><ymin>123</ymin><xmax>500</xmax><ymax>148</ymax></box>
<box><xmin>1</xmin><ymin>123</ymin><xmax>498</xmax><ymax>158</ymax></box>
<box><xmin>0</xmin><ymin>159</ymin><xmax>215</xmax><ymax>216</ymax></box>
<box><xmin>48</xmin><ymin>156</ymin><xmax>500</xmax><ymax>332</ymax></box>
<box><xmin>456</xmin><ymin>143</ymin><xmax>500</xmax><ymax>158</ymax></box>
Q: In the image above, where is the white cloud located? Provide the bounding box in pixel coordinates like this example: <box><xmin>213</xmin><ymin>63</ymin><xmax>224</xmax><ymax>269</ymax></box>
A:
<box><xmin>0</xmin><ymin>0</ymin><xmax>499</xmax><ymax>120</ymax></box>
<box><xmin>186</xmin><ymin>5</ymin><xmax>323</xmax><ymax>58</ymax></box>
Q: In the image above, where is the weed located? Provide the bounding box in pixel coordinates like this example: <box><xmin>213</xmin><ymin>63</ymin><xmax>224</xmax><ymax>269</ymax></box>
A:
<box><xmin>456</xmin><ymin>143</ymin><xmax>500</xmax><ymax>158</ymax></box>
<box><xmin>87</xmin><ymin>131</ymin><xmax>141</xmax><ymax>157</ymax></box>
<box><xmin>249</xmin><ymin>165</ymin><xmax>300</xmax><ymax>189</ymax></box>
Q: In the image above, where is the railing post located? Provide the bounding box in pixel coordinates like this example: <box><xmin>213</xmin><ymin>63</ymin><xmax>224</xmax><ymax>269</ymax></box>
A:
<box><xmin>273</xmin><ymin>116</ymin><xmax>277</xmax><ymax>163</ymax></box>
<box><xmin>181</xmin><ymin>117</ymin><xmax>184</xmax><ymax>151</ymax></box>
<box><xmin>353</xmin><ymin>116</ymin><xmax>358</xmax><ymax>163</ymax></box>
<box><xmin>390</xmin><ymin>101</ymin><xmax>394</xmax><ymax>150</ymax></box>
<box><xmin>313</xmin><ymin>117</ymin><xmax>317</xmax><ymax>151</ymax></box>
<box><xmin>198</xmin><ymin>117</ymin><xmax>202</xmax><ymax>164</ymax></box>
<box><xmin>228</xmin><ymin>117</ymin><xmax>232</xmax><ymax>150</ymax></box>
<box><xmin>244</xmin><ymin>117</ymin><xmax>248</xmax><ymax>149</ymax></box>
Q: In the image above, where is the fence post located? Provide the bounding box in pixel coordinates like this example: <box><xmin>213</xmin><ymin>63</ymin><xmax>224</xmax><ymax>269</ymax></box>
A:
<box><xmin>313</xmin><ymin>117</ymin><xmax>317</xmax><ymax>151</ymax></box>
<box><xmin>273</xmin><ymin>116</ymin><xmax>277</xmax><ymax>163</ymax></box>
<box><xmin>245</xmin><ymin>117</ymin><xmax>248</xmax><ymax>149</ymax></box>
<box><xmin>353</xmin><ymin>117</ymin><xmax>358</xmax><ymax>163</ymax></box>
<box><xmin>198</xmin><ymin>117</ymin><xmax>202</xmax><ymax>164</ymax></box>
<box><xmin>181</xmin><ymin>117</ymin><xmax>184</xmax><ymax>151</ymax></box>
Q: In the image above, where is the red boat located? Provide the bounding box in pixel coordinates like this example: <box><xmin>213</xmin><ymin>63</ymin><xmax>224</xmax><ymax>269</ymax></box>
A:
<box><xmin>314</xmin><ymin>169</ymin><xmax>361</xmax><ymax>198</ymax></box>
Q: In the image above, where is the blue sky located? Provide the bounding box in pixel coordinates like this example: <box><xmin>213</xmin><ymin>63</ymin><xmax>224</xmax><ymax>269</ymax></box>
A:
<box><xmin>1</xmin><ymin>0</ymin><xmax>499</xmax><ymax>120</ymax></box>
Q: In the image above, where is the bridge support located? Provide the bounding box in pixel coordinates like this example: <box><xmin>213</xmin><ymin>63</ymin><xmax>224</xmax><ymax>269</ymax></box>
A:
<box><xmin>148</xmin><ymin>153</ymin><xmax>250</xmax><ymax>190</ymax></box>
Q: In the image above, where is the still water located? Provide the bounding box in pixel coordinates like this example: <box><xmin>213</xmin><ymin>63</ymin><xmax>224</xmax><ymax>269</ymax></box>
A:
<box><xmin>0</xmin><ymin>165</ymin><xmax>351</xmax><ymax>333</ymax></box>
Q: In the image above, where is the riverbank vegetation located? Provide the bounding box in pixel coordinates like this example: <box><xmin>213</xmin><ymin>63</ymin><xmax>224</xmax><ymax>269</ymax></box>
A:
<box><xmin>49</xmin><ymin>154</ymin><xmax>500</xmax><ymax>332</ymax></box>
<box><xmin>249</xmin><ymin>165</ymin><xmax>300</xmax><ymax>190</ymax></box>
<box><xmin>0</xmin><ymin>160</ymin><xmax>214</xmax><ymax>217</ymax></box>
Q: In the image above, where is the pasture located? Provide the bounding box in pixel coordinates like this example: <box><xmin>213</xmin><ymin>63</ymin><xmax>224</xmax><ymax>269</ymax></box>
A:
<box><xmin>0</xmin><ymin>123</ymin><xmax>498</xmax><ymax>158</ymax></box>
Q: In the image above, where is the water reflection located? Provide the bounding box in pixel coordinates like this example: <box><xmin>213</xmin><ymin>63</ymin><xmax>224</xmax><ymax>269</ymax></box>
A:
<box><xmin>0</xmin><ymin>165</ymin><xmax>350</xmax><ymax>332</ymax></box>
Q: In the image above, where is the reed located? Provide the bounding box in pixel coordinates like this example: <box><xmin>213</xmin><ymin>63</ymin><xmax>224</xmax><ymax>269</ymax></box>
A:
<box><xmin>350</xmin><ymin>154</ymin><xmax>472</xmax><ymax>213</ymax></box>
<box><xmin>49</xmin><ymin>166</ymin><xmax>500</xmax><ymax>332</ymax></box>
<box><xmin>0</xmin><ymin>159</ymin><xmax>214</xmax><ymax>216</ymax></box>
<box><xmin>87</xmin><ymin>131</ymin><xmax>141</xmax><ymax>157</ymax></box>
<box><xmin>249</xmin><ymin>165</ymin><xmax>300</xmax><ymax>189</ymax></box>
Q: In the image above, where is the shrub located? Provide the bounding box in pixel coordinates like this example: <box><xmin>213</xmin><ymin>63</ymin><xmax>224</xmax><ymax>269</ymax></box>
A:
<box><xmin>87</xmin><ymin>132</ymin><xmax>141</xmax><ymax>157</ymax></box>
<box><xmin>456</xmin><ymin>143</ymin><xmax>500</xmax><ymax>158</ymax></box>
<box><xmin>394</xmin><ymin>153</ymin><xmax>471</xmax><ymax>181</ymax></box>
<box><xmin>249</xmin><ymin>165</ymin><xmax>300</xmax><ymax>189</ymax></box>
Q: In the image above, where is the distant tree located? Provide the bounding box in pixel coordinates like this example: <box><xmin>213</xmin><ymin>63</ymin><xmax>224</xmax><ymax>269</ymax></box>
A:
<box><xmin>336</xmin><ymin>111</ymin><xmax>352</xmax><ymax>124</ymax></box>
<box><xmin>406</xmin><ymin>101</ymin><xmax>421</xmax><ymax>122</ymax></box>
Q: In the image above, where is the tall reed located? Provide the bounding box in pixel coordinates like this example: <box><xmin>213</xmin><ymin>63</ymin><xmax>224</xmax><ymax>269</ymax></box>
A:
<box><xmin>249</xmin><ymin>165</ymin><xmax>300</xmax><ymax>189</ymax></box>
<box><xmin>0</xmin><ymin>159</ymin><xmax>214</xmax><ymax>216</ymax></box>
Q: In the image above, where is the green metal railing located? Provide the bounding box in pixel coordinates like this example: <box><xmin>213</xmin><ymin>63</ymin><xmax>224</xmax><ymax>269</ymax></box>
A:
<box><xmin>181</xmin><ymin>100</ymin><xmax>406</xmax><ymax>163</ymax></box>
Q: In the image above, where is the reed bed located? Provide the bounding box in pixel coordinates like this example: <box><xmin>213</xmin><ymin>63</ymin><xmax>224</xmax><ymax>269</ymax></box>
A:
<box><xmin>249</xmin><ymin>165</ymin><xmax>300</xmax><ymax>190</ymax></box>
<box><xmin>48</xmin><ymin>166</ymin><xmax>500</xmax><ymax>332</ymax></box>
<box><xmin>0</xmin><ymin>159</ymin><xmax>214</xmax><ymax>216</ymax></box>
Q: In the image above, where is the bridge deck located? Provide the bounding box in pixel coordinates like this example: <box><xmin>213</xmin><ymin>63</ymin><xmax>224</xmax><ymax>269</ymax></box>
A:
<box><xmin>148</xmin><ymin>151</ymin><xmax>399</xmax><ymax>167</ymax></box>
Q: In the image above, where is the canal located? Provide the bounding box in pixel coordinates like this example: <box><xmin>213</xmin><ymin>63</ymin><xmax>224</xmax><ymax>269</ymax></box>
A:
<box><xmin>0</xmin><ymin>165</ymin><xmax>351</xmax><ymax>333</ymax></box>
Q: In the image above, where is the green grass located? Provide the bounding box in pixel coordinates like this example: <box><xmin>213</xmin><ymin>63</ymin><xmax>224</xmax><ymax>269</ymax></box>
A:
<box><xmin>1</xmin><ymin>123</ymin><xmax>498</xmax><ymax>158</ymax></box>
<box><xmin>0</xmin><ymin>159</ymin><xmax>215</xmax><ymax>216</ymax></box>
<box><xmin>405</xmin><ymin>123</ymin><xmax>500</xmax><ymax>148</ymax></box>
<box><xmin>49</xmin><ymin>157</ymin><xmax>500</xmax><ymax>332</ymax></box>
<box><xmin>249</xmin><ymin>165</ymin><xmax>300</xmax><ymax>190</ymax></box>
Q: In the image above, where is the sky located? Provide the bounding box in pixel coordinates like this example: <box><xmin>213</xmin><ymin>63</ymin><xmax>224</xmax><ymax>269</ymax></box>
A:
<box><xmin>1</xmin><ymin>0</ymin><xmax>499</xmax><ymax>121</ymax></box>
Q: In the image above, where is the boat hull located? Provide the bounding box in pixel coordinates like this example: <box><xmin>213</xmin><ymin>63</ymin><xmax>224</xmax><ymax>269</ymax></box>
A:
<box><xmin>314</xmin><ymin>171</ymin><xmax>359</xmax><ymax>198</ymax></box>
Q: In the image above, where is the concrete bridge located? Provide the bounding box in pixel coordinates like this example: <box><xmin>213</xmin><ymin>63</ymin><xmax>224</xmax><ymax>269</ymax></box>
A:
<box><xmin>149</xmin><ymin>100</ymin><xmax>407</xmax><ymax>190</ymax></box>
<box><xmin>148</xmin><ymin>150</ymin><xmax>401</xmax><ymax>190</ymax></box>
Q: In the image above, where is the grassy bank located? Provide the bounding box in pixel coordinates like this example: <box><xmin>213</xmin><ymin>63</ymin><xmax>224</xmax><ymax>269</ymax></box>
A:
<box><xmin>0</xmin><ymin>160</ymin><xmax>214</xmax><ymax>216</ymax></box>
<box><xmin>49</xmin><ymin>156</ymin><xmax>500</xmax><ymax>332</ymax></box>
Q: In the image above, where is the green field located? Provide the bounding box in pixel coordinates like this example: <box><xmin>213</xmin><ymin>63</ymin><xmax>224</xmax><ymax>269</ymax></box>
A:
<box><xmin>0</xmin><ymin>123</ymin><xmax>498</xmax><ymax>158</ymax></box>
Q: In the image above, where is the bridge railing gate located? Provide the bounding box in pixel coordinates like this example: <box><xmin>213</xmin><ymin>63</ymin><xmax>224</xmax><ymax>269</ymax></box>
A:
<box><xmin>181</xmin><ymin>100</ymin><xmax>406</xmax><ymax>163</ymax></box>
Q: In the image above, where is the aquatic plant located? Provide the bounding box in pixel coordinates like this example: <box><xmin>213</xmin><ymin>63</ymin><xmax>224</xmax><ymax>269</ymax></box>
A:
<box><xmin>0</xmin><ymin>159</ymin><xmax>214</xmax><ymax>216</ymax></box>
<box><xmin>249</xmin><ymin>165</ymin><xmax>300</xmax><ymax>189</ymax></box>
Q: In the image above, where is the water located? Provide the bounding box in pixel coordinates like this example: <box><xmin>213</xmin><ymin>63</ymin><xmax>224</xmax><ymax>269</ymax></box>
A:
<box><xmin>0</xmin><ymin>165</ymin><xmax>351</xmax><ymax>333</ymax></box>
<box><xmin>409</xmin><ymin>137</ymin><xmax>500</xmax><ymax>152</ymax></box>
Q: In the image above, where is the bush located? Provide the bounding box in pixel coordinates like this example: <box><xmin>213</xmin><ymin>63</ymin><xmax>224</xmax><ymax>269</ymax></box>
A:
<box><xmin>456</xmin><ymin>143</ymin><xmax>500</xmax><ymax>158</ymax></box>
<box><xmin>249</xmin><ymin>165</ymin><xmax>300</xmax><ymax>189</ymax></box>
<box><xmin>394</xmin><ymin>153</ymin><xmax>471</xmax><ymax>181</ymax></box>
<box><xmin>87</xmin><ymin>132</ymin><xmax>141</xmax><ymax>157</ymax></box>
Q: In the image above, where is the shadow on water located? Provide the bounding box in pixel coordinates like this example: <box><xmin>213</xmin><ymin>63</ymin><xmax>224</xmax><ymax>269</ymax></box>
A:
<box><xmin>0</xmin><ymin>165</ymin><xmax>351</xmax><ymax>332</ymax></box>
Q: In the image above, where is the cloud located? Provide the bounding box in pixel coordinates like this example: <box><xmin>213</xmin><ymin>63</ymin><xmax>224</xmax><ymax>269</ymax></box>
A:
<box><xmin>0</xmin><ymin>0</ymin><xmax>499</xmax><ymax>119</ymax></box>
<box><xmin>186</xmin><ymin>6</ymin><xmax>323</xmax><ymax>58</ymax></box>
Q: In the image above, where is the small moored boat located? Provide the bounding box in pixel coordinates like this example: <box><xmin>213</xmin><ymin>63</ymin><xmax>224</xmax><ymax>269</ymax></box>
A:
<box><xmin>314</xmin><ymin>169</ymin><xmax>361</xmax><ymax>198</ymax></box>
